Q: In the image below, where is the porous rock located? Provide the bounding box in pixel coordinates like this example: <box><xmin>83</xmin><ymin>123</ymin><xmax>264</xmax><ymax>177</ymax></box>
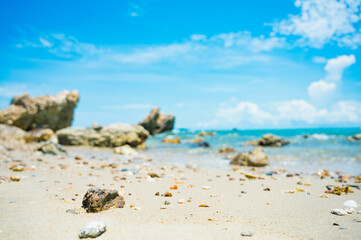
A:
<box><xmin>79</xmin><ymin>221</ymin><xmax>106</xmax><ymax>239</ymax></box>
<box><xmin>82</xmin><ymin>188</ymin><xmax>125</xmax><ymax>213</ymax></box>
<box><xmin>114</xmin><ymin>144</ymin><xmax>138</xmax><ymax>155</ymax></box>
<box><xmin>0</xmin><ymin>90</ymin><xmax>79</xmax><ymax>131</ymax></box>
<box><xmin>0</xmin><ymin>124</ymin><xmax>31</xmax><ymax>143</ymax></box>
<box><xmin>37</xmin><ymin>141</ymin><xmax>67</xmax><ymax>155</ymax></box>
<box><xmin>138</xmin><ymin>107</ymin><xmax>175</xmax><ymax>135</ymax></box>
<box><xmin>244</xmin><ymin>134</ymin><xmax>290</xmax><ymax>147</ymax></box>
<box><xmin>230</xmin><ymin>147</ymin><xmax>269</xmax><ymax>167</ymax></box>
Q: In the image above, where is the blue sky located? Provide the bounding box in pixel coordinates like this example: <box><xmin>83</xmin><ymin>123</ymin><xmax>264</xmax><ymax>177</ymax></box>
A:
<box><xmin>1</xmin><ymin>0</ymin><xmax>361</xmax><ymax>129</ymax></box>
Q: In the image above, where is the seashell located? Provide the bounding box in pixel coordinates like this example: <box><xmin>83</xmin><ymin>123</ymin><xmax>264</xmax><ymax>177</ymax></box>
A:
<box><xmin>343</xmin><ymin>200</ymin><xmax>358</xmax><ymax>208</ymax></box>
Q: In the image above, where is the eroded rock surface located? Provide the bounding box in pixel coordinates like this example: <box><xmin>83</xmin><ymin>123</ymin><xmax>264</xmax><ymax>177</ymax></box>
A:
<box><xmin>230</xmin><ymin>147</ymin><xmax>269</xmax><ymax>167</ymax></box>
<box><xmin>37</xmin><ymin>141</ymin><xmax>67</xmax><ymax>155</ymax></box>
<box><xmin>0</xmin><ymin>124</ymin><xmax>31</xmax><ymax>143</ymax></box>
<box><xmin>244</xmin><ymin>134</ymin><xmax>290</xmax><ymax>147</ymax></box>
<box><xmin>82</xmin><ymin>188</ymin><xmax>125</xmax><ymax>213</ymax></box>
<box><xmin>347</xmin><ymin>133</ymin><xmax>361</xmax><ymax>141</ymax></box>
<box><xmin>0</xmin><ymin>90</ymin><xmax>79</xmax><ymax>131</ymax></box>
<box><xmin>138</xmin><ymin>107</ymin><xmax>175</xmax><ymax>135</ymax></box>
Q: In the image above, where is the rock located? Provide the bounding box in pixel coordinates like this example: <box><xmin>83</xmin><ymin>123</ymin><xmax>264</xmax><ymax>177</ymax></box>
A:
<box><xmin>303</xmin><ymin>134</ymin><xmax>310</xmax><ymax>139</ymax></box>
<box><xmin>230</xmin><ymin>147</ymin><xmax>269</xmax><ymax>167</ymax></box>
<box><xmin>330</xmin><ymin>209</ymin><xmax>348</xmax><ymax>216</ymax></box>
<box><xmin>162</xmin><ymin>136</ymin><xmax>181</xmax><ymax>144</ymax></box>
<box><xmin>82</xmin><ymin>188</ymin><xmax>125</xmax><ymax>213</ymax></box>
<box><xmin>66</xmin><ymin>209</ymin><xmax>80</xmax><ymax>215</ymax></box>
<box><xmin>79</xmin><ymin>221</ymin><xmax>106</xmax><ymax>239</ymax></box>
<box><xmin>37</xmin><ymin>141</ymin><xmax>67</xmax><ymax>155</ymax></box>
<box><xmin>241</xmin><ymin>231</ymin><xmax>254</xmax><ymax>237</ymax></box>
<box><xmin>218</xmin><ymin>147</ymin><xmax>236</xmax><ymax>153</ymax></box>
<box><xmin>0</xmin><ymin>124</ymin><xmax>31</xmax><ymax>143</ymax></box>
<box><xmin>191</xmin><ymin>139</ymin><xmax>210</xmax><ymax>148</ymax></box>
<box><xmin>343</xmin><ymin>200</ymin><xmax>358</xmax><ymax>208</ymax></box>
<box><xmin>0</xmin><ymin>90</ymin><xmax>79</xmax><ymax>131</ymax></box>
<box><xmin>138</xmin><ymin>107</ymin><xmax>175</xmax><ymax>135</ymax></box>
<box><xmin>28</xmin><ymin>128</ymin><xmax>56</xmax><ymax>142</ymax></box>
<box><xmin>243</xmin><ymin>134</ymin><xmax>290</xmax><ymax>147</ymax></box>
<box><xmin>114</xmin><ymin>145</ymin><xmax>138</xmax><ymax>155</ymax></box>
<box><xmin>347</xmin><ymin>133</ymin><xmax>361</xmax><ymax>141</ymax></box>
<box><xmin>57</xmin><ymin>123</ymin><xmax>149</xmax><ymax>148</ymax></box>
<box><xmin>197</xmin><ymin>131</ymin><xmax>216</xmax><ymax>137</ymax></box>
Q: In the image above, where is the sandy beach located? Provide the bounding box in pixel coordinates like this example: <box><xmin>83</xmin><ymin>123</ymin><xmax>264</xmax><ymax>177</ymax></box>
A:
<box><xmin>1</xmin><ymin>141</ymin><xmax>360</xmax><ymax>240</ymax></box>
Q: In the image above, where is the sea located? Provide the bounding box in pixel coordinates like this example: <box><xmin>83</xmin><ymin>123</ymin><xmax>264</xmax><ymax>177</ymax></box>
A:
<box><xmin>144</xmin><ymin>128</ymin><xmax>361</xmax><ymax>175</ymax></box>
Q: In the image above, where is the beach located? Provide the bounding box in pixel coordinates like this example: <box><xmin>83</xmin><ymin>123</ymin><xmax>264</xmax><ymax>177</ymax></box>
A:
<box><xmin>1</xmin><ymin>141</ymin><xmax>360</xmax><ymax>240</ymax></box>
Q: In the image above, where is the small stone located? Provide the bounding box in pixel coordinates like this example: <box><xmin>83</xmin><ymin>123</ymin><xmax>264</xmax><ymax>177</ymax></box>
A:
<box><xmin>353</xmin><ymin>219</ymin><xmax>361</xmax><ymax>222</ymax></box>
<box><xmin>263</xmin><ymin>188</ymin><xmax>270</xmax><ymax>191</ymax></box>
<box><xmin>241</xmin><ymin>231</ymin><xmax>254</xmax><ymax>237</ymax></box>
<box><xmin>164</xmin><ymin>192</ymin><xmax>172</xmax><ymax>197</ymax></box>
<box><xmin>343</xmin><ymin>200</ymin><xmax>358</xmax><ymax>208</ymax></box>
<box><xmin>66</xmin><ymin>209</ymin><xmax>80</xmax><ymax>215</ymax></box>
<box><xmin>78</xmin><ymin>221</ymin><xmax>106</xmax><ymax>239</ymax></box>
<box><xmin>333</xmin><ymin>223</ymin><xmax>339</xmax><ymax>226</ymax></box>
<box><xmin>330</xmin><ymin>209</ymin><xmax>348</xmax><ymax>216</ymax></box>
<box><xmin>10</xmin><ymin>175</ymin><xmax>20</xmax><ymax>182</ymax></box>
<box><xmin>198</xmin><ymin>204</ymin><xmax>209</xmax><ymax>207</ymax></box>
<box><xmin>202</xmin><ymin>186</ymin><xmax>211</xmax><ymax>190</ymax></box>
<box><xmin>164</xmin><ymin>201</ymin><xmax>171</xmax><ymax>205</ymax></box>
<box><xmin>178</xmin><ymin>199</ymin><xmax>185</xmax><ymax>204</ymax></box>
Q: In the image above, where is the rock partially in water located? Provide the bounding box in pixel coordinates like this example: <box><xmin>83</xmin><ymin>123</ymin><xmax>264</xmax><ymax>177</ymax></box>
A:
<box><xmin>243</xmin><ymin>134</ymin><xmax>290</xmax><ymax>147</ymax></box>
<box><xmin>0</xmin><ymin>124</ymin><xmax>31</xmax><ymax>143</ymax></box>
<box><xmin>162</xmin><ymin>136</ymin><xmax>181</xmax><ymax>144</ymax></box>
<box><xmin>82</xmin><ymin>188</ymin><xmax>125</xmax><ymax>213</ymax></box>
<box><xmin>57</xmin><ymin>123</ymin><xmax>149</xmax><ymax>148</ymax></box>
<box><xmin>37</xmin><ymin>141</ymin><xmax>67</xmax><ymax>155</ymax></box>
<box><xmin>197</xmin><ymin>131</ymin><xmax>216</xmax><ymax>137</ymax></box>
<box><xmin>138</xmin><ymin>107</ymin><xmax>175</xmax><ymax>135</ymax></box>
<box><xmin>28</xmin><ymin>128</ymin><xmax>56</xmax><ymax>142</ymax></box>
<box><xmin>114</xmin><ymin>145</ymin><xmax>138</xmax><ymax>155</ymax></box>
<box><xmin>347</xmin><ymin>133</ymin><xmax>361</xmax><ymax>141</ymax></box>
<box><xmin>79</xmin><ymin>221</ymin><xmax>106</xmax><ymax>239</ymax></box>
<box><xmin>218</xmin><ymin>147</ymin><xmax>236</xmax><ymax>153</ymax></box>
<box><xmin>191</xmin><ymin>138</ymin><xmax>210</xmax><ymax>148</ymax></box>
<box><xmin>0</xmin><ymin>90</ymin><xmax>79</xmax><ymax>131</ymax></box>
<box><xmin>230</xmin><ymin>147</ymin><xmax>269</xmax><ymax>167</ymax></box>
<box><xmin>330</xmin><ymin>209</ymin><xmax>348</xmax><ymax>216</ymax></box>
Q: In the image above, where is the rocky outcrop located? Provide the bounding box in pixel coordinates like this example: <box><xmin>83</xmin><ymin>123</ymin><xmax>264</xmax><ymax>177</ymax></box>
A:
<box><xmin>347</xmin><ymin>133</ymin><xmax>361</xmax><ymax>141</ymax></box>
<box><xmin>138</xmin><ymin>107</ymin><xmax>175</xmax><ymax>135</ymax></box>
<box><xmin>0</xmin><ymin>90</ymin><xmax>79</xmax><ymax>131</ymax></box>
<box><xmin>244</xmin><ymin>134</ymin><xmax>290</xmax><ymax>147</ymax></box>
<box><xmin>230</xmin><ymin>147</ymin><xmax>269</xmax><ymax>167</ymax></box>
<box><xmin>56</xmin><ymin>123</ymin><xmax>149</xmax><ymax>148</ymax></box>
<box><xmin>0</xmin><ymin>124</ymin><xmax>31</xmax><ymax>143</ymax></box>
<box><xmin>82</xmin><ymin>188</ymin><xmax>125</xmax><ymax>213</ymax></box>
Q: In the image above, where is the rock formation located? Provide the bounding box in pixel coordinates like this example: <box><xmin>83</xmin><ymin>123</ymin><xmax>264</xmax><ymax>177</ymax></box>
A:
<box><xmin>56</xmin><ymin>123</ymin><xmax>149</xmax><ymax>148</ymax></box>
<box><xmin>347</xmin><ymin>133</ymin><xmax>361</xmax><ymax>141</ymax></box>
<box><xmin>230</xmin><ymin>147</ymin><xmax>269</xmax><ymax>167</ymax></box>
<box><xmin>0</xmin><ymin>90</ymin><xmax>79</xmax><ymax>131</ymax></box>
<box><xmin>82</xmin><ymin>188</ymin><xmax>125</xmax><ymax>213</ymax></box>
<box><xmin>244</xmin><ymin>134</ymin><xmax>290</xmax><ymax>147</ymax></box>
<box><xmin>0</xmin><ymin>124</ymin><xmax>31</xmax><ymax>143</ymax></box>
<box><xmin>138</xmin><ymin>107</ymin><xmax>175</xmax><ymax>135</ymax></box>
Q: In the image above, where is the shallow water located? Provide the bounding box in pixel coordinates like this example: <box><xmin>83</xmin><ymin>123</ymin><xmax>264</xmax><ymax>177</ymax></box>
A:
<box><xmin>144</xmin><ymin>128</ymin><xmax>361</xmax><ymax>175</ymax></box>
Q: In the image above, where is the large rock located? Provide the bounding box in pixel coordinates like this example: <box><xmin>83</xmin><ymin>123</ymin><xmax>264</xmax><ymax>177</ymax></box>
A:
<box><xmin>56</xmin><ymin>123</ymin><xmax>149</xmax><ymax>148</ymax></box>
<box><xmin>0</xmin><ymin>124</ymin><xmax>31</xmax><ymax>143</ymax></box>
<box><xmin>0</xmin><ymin>90</ymin><xmax>79</xmax><ymax>131</ymax></box>
<box><xmin>138</xmin><ymin>107</ymin><xmax>175</xmax><ymax>135</ymax></box>
<box><xmin>244</xmin><ymin>134</ymin><xmax>290</xmax><ymax>147</ymax></box>
<box><xmin>230</xmin><ymin>147</ymin><xmax>269</xmax><ymax>167</ymax></box>
<box><xmin>28</xmin><ymin>128</ymin><xmax>56</xmax><ymax>142</ymax></box>
<box><xmin>114</xmin><ymin>144</ymin><xmax>138</xmax><ymax>155</ymax></box>
<box><xmin>347</xmin><ymin>133</ymin><xmax>361</xmax><ymax>141</ymax></box>
<box><xmin>82</xmin><ymin>188</ymin><xmax>125</xmax><ymax>213</ymax></box>
<box><xmin>37</xmin><ymin>141</ymin><xmax>67</xmax><ymax>155</ymax></box>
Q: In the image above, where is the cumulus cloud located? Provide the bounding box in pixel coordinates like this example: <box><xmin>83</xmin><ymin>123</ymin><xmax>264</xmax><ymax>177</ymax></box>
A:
<box><xmin>308</xmin><ymin>54</ymin><xmax>356</xmax><ymax>102</ymax></box>
<box><xmin>215</xmin><ymin>99</ymin><xmax>361</xmax><ymax>127</ymax></box>
<box><xmin>272</xmin><ymin>0</ymin><xmax>361</xmax><ymax>48</ymax></box>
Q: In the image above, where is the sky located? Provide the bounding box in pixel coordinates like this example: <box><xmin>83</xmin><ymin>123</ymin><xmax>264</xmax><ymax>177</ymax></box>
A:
<box><xmin>0</xmin><ymin>0</ymin><xmax>361</xmax><ymax>129</ymax></box>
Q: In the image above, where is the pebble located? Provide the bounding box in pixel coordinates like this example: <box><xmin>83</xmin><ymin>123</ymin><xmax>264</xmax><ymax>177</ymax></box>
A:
<box><xmin>353</xmin><ymin>219</ymin><xmax>361</xmax><ymax>223</ymax></box>
<box><xmin>241</xmin><ymin>231</ymin><xmax>254</xmax><ymax>237</ymax></box>
<box><xmin>79</xmin><ymin>221</ymin><xmax>106</xmax><ymax>239</ymax></box>
<box><xmin>333</xmin><ymin>223</ymin><xmax>339</xmax><ymax>226</ymax></box>
<box><xmin>66</xmin><ymin>209</ymin><xmax>80</xmax><ymax>215</ymax></box>
<box><xmin>358</xmin><ymin>210</ymin><xmax>361</xmax><ymax>214</ymax></box>
<box><xmin>330</xmin><ymin>209</ymin><xmax>348</xmax><ymax>216</ymax></box>
<box><xmin>343</xmin><ymin>200</ymin><xmax>358</xmax><ymax>208</ymax></box>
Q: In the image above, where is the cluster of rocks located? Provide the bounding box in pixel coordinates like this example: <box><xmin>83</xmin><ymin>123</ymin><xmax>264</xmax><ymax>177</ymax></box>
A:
<box><xmin>243</xmin><ymin>134</ymin><xmax>290</xmax><ymax>147</ymax></box>
<box><xmin>230</xmin><ymin>147</ymin><xmax>269</xmax><ymax>167</ymax></box>
<box><xmin>347</xmin><ymin>133</ymin><xmax>361</xmax><ymax>142</ymax></box>
<box><xmin>138</xmin><ymin>107</ymin><xmax>175</xmax><ymax>135</ymax></box>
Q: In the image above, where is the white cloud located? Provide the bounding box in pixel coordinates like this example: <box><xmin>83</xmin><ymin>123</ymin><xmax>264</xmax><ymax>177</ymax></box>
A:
<box><xmin>215</xmin><ymin>99</ymin><xmax>361</xmax><ymax>127</ymax></box>
<box><xmin>272</xmin><ymin>0</ymin><xmax>361</xmax><ymax>48</ymax></box>
<box><xmin>39</xmin><ymin>37</ymin><xmax>52</xmax><ymax>48</ymax></box>
<box><xmin>312</xmin><ymin>56</ymin><xmax>327</xmax><ymax>63</ymax></box>
<box><xmin>324</xmin><ymin>54</ymin><xmax>356</xmax><ymax>82</ymax></box>
<box><xmin>307</xmin><ymin>80</ymin><xmax>336</xmax><ymax>100</ymax></box>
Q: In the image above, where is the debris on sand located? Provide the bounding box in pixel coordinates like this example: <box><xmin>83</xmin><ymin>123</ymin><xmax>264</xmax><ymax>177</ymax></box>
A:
<box><xmin>82</xmin><ymin>188</ymin><xmax>125</xmax><ymax>213</ymax></box>
<box><xmin>79</xmin><ymin>221</ymin><xmax>106</xmax><ymax>239</ymax></box>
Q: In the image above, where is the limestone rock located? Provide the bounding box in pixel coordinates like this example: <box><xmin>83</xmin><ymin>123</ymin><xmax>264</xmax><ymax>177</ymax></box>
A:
<box><xmin>197</xmin><ymin>131</ymin><xmax>216</xmax><ymax>137</ymax></box>
<box><xmin>0</xmin><ymin>124</ymin><xmax>31</xmax><ymax>143</ymax></box>
<box><xmin>191</xmin><ymin>138</ymin><xmax>210</xmax><ymax>147</ymax></box>
<box><xmin>114</xmin><ymin>145</ymin><xmax>138</xmax><ymax>155</ymax></box>
<box><xmin>244</xmin><ymin>134</ymin><xmax>290</xmax><ymax>147</ymax></box>
<box><xmin>162</xmin><ymin>136</ymin><xmax>181</xmax><ymax>144</ymax></box>
<box><xmin>0</xmin><ymin>90</ymin><xmax>79</xmax><ymax>131</ymax></box>
<box><xmin>56</xmin><ymin>123</ymin><xmax>149</xmax><ymax>148</ymax></box>
<box><xmin>82</xmin><ymin>188</ymin><xmax>125</xmax><ymax>213</ymax></box>
<box><xmin>138</xmin><ymin>107</ymin><xmax>175</xmax><ymax>135</ymax></box>
<box><xmin>218</xmin><ymin>147</ymin><xmax>236</xmax><ymax>153</ymax></box>
<box><xmin>28</xmin><ymin>128</ymin><xmax>56</xmax><ymax>142</ymax></box>
<box><xmin>347</xmin><ymin>133</ymin><xmax>361</xmax><ymax>141</ymax></box>
<box><xmin>79</xmin><ymin>221</ymin><xmax>106</xmax><ymax>239</ymax></box>
<box><xmin>230</xmin><ymin>147</ymin><xmax>269</xmax><ymax>167</ymax></box>
<box><xmin>37</xmin><ymin>141</ymin><xmax>67</xmax><ymax>155</ymax></box>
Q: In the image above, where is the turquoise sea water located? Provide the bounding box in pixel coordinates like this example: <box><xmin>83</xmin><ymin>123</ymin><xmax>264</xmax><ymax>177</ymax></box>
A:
<box><xmin>145</xmin><ymin>128</ymin><xmax>361</xmax><ymax>175</ymax></box>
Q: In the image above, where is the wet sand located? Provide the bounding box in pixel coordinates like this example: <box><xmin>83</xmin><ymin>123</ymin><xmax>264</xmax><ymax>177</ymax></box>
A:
<box><xmin>0</xmin><ymin>143</ymin><xmax>360</xmax><ymax>240</ymax></box>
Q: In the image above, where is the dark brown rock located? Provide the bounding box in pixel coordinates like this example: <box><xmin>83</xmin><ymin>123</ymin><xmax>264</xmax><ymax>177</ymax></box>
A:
<box><xmin>138</xmin><ymin>107</ymin><xmax>175</xmax><ymax>135</ymax></box>
<box><xmin>82</xmin><ymin>188</ymin><xmax>125</xmax><ymax>213</ymax></box>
